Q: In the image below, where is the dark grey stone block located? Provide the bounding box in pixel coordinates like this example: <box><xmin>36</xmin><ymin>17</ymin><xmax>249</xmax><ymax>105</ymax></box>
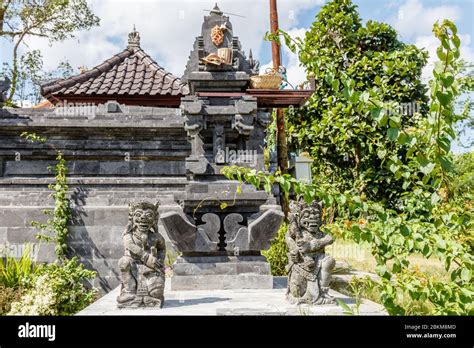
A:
<box><xmin>170</xmin><ymin>274</ymin><xmax>273</xmax><ymax>290</ymax></box>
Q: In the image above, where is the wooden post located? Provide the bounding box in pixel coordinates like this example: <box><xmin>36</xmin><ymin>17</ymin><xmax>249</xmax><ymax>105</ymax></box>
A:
<box><xmin>270</xmin><ymin>0</ymin><xmax>289</xmax><ymax>216</ymax></box>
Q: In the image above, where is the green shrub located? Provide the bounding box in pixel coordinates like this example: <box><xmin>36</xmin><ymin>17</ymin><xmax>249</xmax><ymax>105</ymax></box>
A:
<box><xmin>9</xmin><ymin>257</ymin><xmax>97</xmax><ymax>315</ymax></box>
<box><xmin>0</xmin><ymin>245</ymin><xmax>37</xmax><ymax>288</ymax></box>
<box><xmin>0</xmin><ymin>285</ymin><xmax>25</xmax><ymax>315</ymax></box>
<box><xmin>262</xmin><ymin>222</ymin><xmax>289</xmax><ymax>276</ymax></box>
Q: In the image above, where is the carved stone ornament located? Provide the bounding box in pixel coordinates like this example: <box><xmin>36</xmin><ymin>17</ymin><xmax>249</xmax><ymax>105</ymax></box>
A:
<box><xmin>211</xmin><ymin>23</ymin><xmax>227</xmax><ymax>46</ymax></box>
<box><xmin>117</xmin><ymin>201</ymin><xmax>166</xmax><ymax>308</ymax></box>
<box><xmin>286</xmin><ymin>198</ymin><xmax>336</xmax><ymax>305</ymax></box>
<box><xmin>127</xmin><ymin>25</ymin><xmax>140</xmax><ymax>48</ymax></box>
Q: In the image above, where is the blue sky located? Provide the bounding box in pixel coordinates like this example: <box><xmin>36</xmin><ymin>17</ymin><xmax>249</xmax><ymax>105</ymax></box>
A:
<box><xmin>1</xmin><ymin>0</ymin><xmax>473</xmax><ymax>151</ymax></box>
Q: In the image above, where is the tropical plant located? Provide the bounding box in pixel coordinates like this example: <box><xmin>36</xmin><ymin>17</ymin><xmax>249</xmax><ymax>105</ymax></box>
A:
<box><xmin>262</xmin><ymin>222</ymin><xmax>289</xmax><ymax>276</ymax></box>
<box><xmin>32</xmin><ymin>151</ymin><xmax>72</xmax><ymax>259</ymax></box>
<box><xmin>223</xmin><ymin>19</ymin><xmax>473</xmax><ymax>315</ymax></box>
<box><xmin>266</xmin><ymin>0</ymin><xmax>429</xmax><ymax>205</ymax></box>
<box><xmin>0</xmin><ymin>244</ymin><xmax>37</xmax><ymax>288</ymax></box>
<box><xmin>9</xmin><ymin>257</ymin><xmax>97</xmax><ymax>315</ymax></box>
<box><xmin>12</xmin><ymin>133</ymin><xmax>98</xmax><ymax>315</ymax></box>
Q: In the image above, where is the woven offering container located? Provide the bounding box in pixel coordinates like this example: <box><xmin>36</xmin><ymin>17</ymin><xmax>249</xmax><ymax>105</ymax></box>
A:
<box><xmin>250</xmin><ymin>68</ymin><xmax>282</xmax><ymax>89</ymax></box>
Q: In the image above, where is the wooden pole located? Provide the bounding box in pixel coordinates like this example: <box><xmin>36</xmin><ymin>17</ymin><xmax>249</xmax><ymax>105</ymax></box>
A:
<box><xmin>269</xmin><ymin>0</ymin><xmax>288</xmax><ymax>175</ymax></box>
<box><xmin>269</xmin><ymin>0</ymin><xmax>289</xmax><ymax>215</ymax></box>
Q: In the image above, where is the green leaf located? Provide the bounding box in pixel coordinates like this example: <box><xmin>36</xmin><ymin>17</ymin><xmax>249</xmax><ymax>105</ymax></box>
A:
<box><xmin>438</xmin><ymin>155</ymin><xmax>454</xmax><ymax>172</ymax></box>
<box><xmin>436</xmin><ymin>91</ymin><xmax>453</xmax><ymax>106</ymax></box>
<box><xmin>452</xmin><ymin>35</ymin><xmax>460</xmax><ymax>48</ymax></box>
<box><xmin>461</xmin><ymin>268</ymin><xmax>472</xmax><ymax>282</ymax></box>
<box><xmin>441</xmin><ymin>74</ymin><xmax>455</xmax><ymax>88</ymax></box>
<box><xmin>400</xmin><ymin>225</ymin><xmax>410</xmax><ymax>237</ymax></box>
<box><xmin>436</xmin><ymin>47</ymin><xmax>446</xmax><ymax>60</ymax></box>
<box><xmin>431</xmin><ymin>192</ymin><xmax>440</xmax><ymax>206</ymax></box>
<box><xmin>336</xmin><ymin>299</ymin><xmax>354</xmax><ymax>315</ymax></box>
<box><xmin>387</xmin><ymin>127</ymin><xmax>399</xmax><ymax>141</ymax></box>
<box><xmin>389</xmin><ymin>162</ymin><xmax>400</xmax><ymax>174</ymax></box>
<box><xmin>377</xmin><ymin>149</ymin><xmax>387</xmax><ymax>159</ymax></box>
<box><xmin>376</xmin><ymin>265</ymin><xmax>391</xmax><ymax>280</ymax></box>
<box><xmin>436</xmin><ymin>137</ymin><xmax>451</xmax><ymax>153</ymax></box>
<box><xmin>420</xmin><ymin>162</ymin><xmax>435</xmax><ymax>176</ymax></box>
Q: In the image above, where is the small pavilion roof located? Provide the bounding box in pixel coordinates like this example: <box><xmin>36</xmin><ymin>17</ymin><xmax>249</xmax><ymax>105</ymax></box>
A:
<box><xmin>41</xmin><ymin>27</ymin><xmax>189</xmax><ymax>105</ymax></box>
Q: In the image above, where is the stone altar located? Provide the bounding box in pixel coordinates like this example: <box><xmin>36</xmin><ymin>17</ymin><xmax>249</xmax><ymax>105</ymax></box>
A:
<box><xmin>161</xmin><ymin>5</ymin><xmax>284</xmax><ymax>290</ymax></box>
<box><xmin>0</xmin><ymin>5</ymin><xmax>291</xmax><ymax>293</ymax></box>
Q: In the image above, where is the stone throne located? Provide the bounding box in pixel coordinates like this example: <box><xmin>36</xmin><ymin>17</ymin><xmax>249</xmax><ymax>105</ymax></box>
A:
<box><xmin>161</xmin><ymin>4</ymin><xmax>284</xmax><ymax>290</ymax></box>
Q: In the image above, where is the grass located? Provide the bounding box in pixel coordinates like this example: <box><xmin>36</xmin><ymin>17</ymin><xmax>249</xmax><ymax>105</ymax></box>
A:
<box><xmin>326</xmin><ymin>239</ymin><xmax>449</xmax><ymax>280</ymax></box>
<box><xmin>327</xmin><ymin>239</ymin><xmax>451</xmax><ymax>315</ymax></box>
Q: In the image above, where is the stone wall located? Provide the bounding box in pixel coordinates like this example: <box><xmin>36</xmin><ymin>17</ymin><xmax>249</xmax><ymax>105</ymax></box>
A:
<box><xmin>0</xmin><ymin>104</ymin><xmax>189</xmax><ymax>291</ymax></box>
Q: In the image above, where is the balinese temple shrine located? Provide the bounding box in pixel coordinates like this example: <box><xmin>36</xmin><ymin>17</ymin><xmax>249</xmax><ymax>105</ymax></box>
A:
<box><xmin>0</xmin><ymin>4</ymin><xmax>312</xmax><ymax>291</ymax></box>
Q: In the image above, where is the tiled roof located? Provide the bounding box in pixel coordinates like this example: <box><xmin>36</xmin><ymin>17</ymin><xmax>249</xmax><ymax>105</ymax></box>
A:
<box><xmin>41</xmin><ymin>31</ymin><xmax>189</xmax><ymax>99</ymax></box>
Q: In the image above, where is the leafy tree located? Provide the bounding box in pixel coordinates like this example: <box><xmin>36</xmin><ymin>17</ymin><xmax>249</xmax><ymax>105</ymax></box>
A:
<box><xmin>269</xmin><ymin>0</ymin><xmax>429</xmax><ymax>205</ymax></box>
<box><xmin>225</xmin><ymin>19</ymin><xmax>473</xmax><ymax>315</ymax></box>
<box><xmin>0</xmin><ymin>0</ymin><xmax>99</xmax><ymax>105</ymax></box>
<box><xmin>2</xmin><ymin>50</ymin><xmax>73</xmax><ymax>105</ymax></box>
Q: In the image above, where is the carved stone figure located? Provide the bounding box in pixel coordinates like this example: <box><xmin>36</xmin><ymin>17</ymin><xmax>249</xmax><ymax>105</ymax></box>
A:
<box><xmin>117</xmin><ymin>201</ymin><xmax>166</xmax><ymax>308</ymax></box>
<box><xmin>286</xmin><ymin>198</ymin><xmax>336</xmax><ymax>305</ymax></box>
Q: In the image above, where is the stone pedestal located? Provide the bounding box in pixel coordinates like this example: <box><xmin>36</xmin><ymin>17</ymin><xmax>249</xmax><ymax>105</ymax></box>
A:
<box><xmin>170</xmin><ymin>256</ymin><xmax>273</xmax><ymax>290</ymax></box>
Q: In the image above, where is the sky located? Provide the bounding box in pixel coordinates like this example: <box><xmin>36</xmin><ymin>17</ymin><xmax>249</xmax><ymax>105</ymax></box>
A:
<box><xmin>1</xmin><ymin>0</ymin><xmax>473</xmax><ymax>151</ymax></box>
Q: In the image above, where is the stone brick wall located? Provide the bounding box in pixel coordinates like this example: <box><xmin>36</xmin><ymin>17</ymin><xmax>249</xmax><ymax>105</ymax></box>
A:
<box><xmin>0</xmin><ymin>104</ymin><xmax>190</xmax><ymax>291</ymax></box>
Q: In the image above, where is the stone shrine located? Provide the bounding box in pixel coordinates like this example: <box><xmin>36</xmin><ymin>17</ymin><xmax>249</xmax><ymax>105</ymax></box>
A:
<box><xmin>0</xmin><ymin>4</ymin><xmax>311</xmax><ymax>293</ymax></box>
<box><xmin>161</xmin><ymin>5</ymin><xmax>284</xmax><ymax>290</ymax></box>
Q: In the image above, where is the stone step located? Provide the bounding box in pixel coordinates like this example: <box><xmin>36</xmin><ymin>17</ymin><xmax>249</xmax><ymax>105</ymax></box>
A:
<box><xmin>78</xmin><ymin>282</ymin><xmax>387</xmax><ymax>316</ymax></box>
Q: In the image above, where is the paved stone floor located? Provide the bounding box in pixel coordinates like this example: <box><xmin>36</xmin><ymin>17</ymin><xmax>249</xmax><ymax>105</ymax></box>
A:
<box><xmin>78</xmin><ymin>278</ymin><xmax>386</xmax><ymax>316</ymax></box>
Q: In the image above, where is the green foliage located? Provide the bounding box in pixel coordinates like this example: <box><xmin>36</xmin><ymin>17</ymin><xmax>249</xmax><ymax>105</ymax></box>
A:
<box><xmin>0</xmin><ymin>245</ymin><xmax>37</xmax><ymax>289</ymax></box>
<box><xmin>20</xmin><ymin>131</ymin><xmax>46</xmax><ymax>144</ymax></box>
<box><xmin>9</xmin><ymin>257</ymin><xmax>97</xmax><ymax>316</ymax></box>
<box><xmin>1</xmin><ymin>0</ymin><xmax>100</xmax><ymax>104</ymax></box>
<box><xmin>267</xmin><ymin>0</ymin><xmax>429</xmax><ymax>204</ymax></box>
<box><xmin>451</xmin><ymin>151</ymin><xmax>474</xmax><ymax>198</ymax></box>
<box><xmin>262</xmin><ymin>222</ymin><xmax>289</xmax><ymax>276</ymax></box>
<box><xmin>16</xmin><ymin>133</ymin><xmax>98</xmax><ymax>315</ymax></box>
<box><xmin>336</xmin><ymin>298</ymin><xmax>359</xmax><ymax>315</ymax></box>
<box><xmin>0</xmin><ymin>285</ymin><xmax>26</xmax><ymax>315</ymax></box>
<box><xmin>2</xmin><ymin>51</ymin><xmax>73</xmax><ymax>105</ymax></box>
<box><xmin>26</xmin><ymin>148</ymin><xmax>72</xmax><ymax>260</ymax></box>
<box><xmin>223</xmin><ymin>19</ymin><xmax>473</xmax><ymax>315</ymax></box>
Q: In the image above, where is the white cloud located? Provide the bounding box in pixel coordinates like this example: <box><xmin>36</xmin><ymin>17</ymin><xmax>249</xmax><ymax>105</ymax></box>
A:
<box><xmin>282</xmin><ymin>27</ymin><xmax>308</xmax><ymax>88</ymax></box>
<box><xmin>260</xmin><ymin>27</ymin><xmax>309</xmax><ymax>89</ymax></box>
<box><xmin>19</xmin><ymin>0</ymin><xmax>318</xmax><ymax>77</ymax></box>
<box><xmin>390</xmin><ymin>0</ymin><xmax>461</xmax><ymax>40</ymax></box>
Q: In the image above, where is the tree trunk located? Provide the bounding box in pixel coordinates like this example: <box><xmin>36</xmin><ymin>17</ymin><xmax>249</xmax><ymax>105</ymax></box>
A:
<box><xmin>6</xmin><ymin>33</ymin><xmax>25</xmax><ymax>105</ymax></box>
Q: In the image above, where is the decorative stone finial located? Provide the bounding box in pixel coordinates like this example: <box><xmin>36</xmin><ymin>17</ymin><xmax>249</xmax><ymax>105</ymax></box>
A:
<box><xmin>210</xmin><ymin>3</ymin><xmax>223</xmax><ymax>15</ymax></box>
<box><xmin>128</xmin><ymin>25</ymin><xmax>140</xmax><ymax>48</ymax></box>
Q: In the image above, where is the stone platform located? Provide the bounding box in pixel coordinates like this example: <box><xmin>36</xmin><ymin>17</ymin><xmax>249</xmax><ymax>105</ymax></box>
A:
<box><xmin>78</xmin><ymin>278</ymin><xmax>386</xmax><ymax>316</ymax></box>
<box><xmin>170</xmin><ymin>256</ymin><xmax>273</xmax><ymax>290</ymax></box>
